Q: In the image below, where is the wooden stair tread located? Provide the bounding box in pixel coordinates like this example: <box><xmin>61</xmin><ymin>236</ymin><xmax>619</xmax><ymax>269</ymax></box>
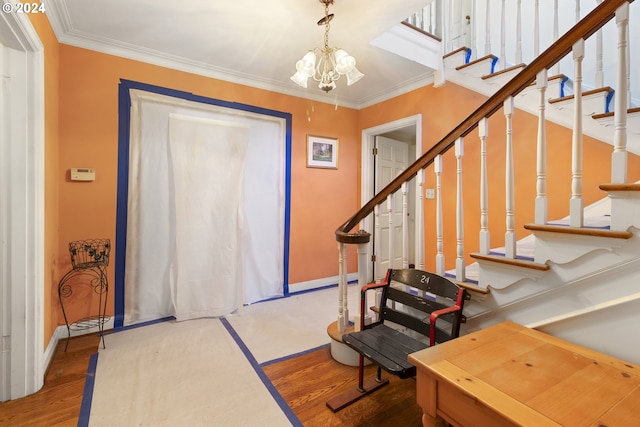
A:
<box><xmin>482</xmin><ymin>63</ymin><xmax>525</xmax><ymax>80</ymax></box>
<box><xmin>592</xmin><ymin>107</ymin><xmax>640</xmax><ymax>120</ymax></box>
<box><xmin>548</xmin><ymin>86</ymin><xmax>613</xmax><ymax>104</ymax></box>
<box><xmin>470</xmin><ymin>252</ymin><xmax>550</xmax><ymax>271</ymax></box>
<box><xmin>443</xmin><ymin>46</ymin><xmax>470</xmax><ymax>60</ymax></box>
<box><xmin>599</xmin><ymin>183</ymin><xmax>640</xmax><ymax>192</ymax></box>
<box><xmin>449</xmin><ymin>279</ymin><xmax>490</xmax><ymax>295</ymax></box>
<box><xmin>456</xmin><ymin>54</ymin><xmax>497</xmax><ymax>71</ymax></box>
<box><xmin>524</xmin><ymin>223</ymin><xmax>633</xmax><ymax>239</ymax></box>
<box><xmin>526</xmin><ymin>73</ymin><xmax>568</xmax><ymax>88</ymax></box>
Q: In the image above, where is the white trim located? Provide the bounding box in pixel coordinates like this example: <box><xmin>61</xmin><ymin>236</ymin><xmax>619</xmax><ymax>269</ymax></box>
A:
<box><xmin>526</xmin><ymin>292</ymin><xmax>640</xmax><ymax>329</ymax></box>
<box><xmin>0</xmin><ymin>12</ymin><xmax>45</xmax><ymax>401</ymax></box>
<box><xmin>288</xmin><ymin>273</ymin><xmax>358</xmax><ymax>294</ymax></box>
<box><xmin>43</xmin><ymin>1</ymin><xmax>434</xmax><ymax>111</ymax></box>
<box><xmin>361</xmin><ymin>115</ymin><xmax>423</xmax><ymax>282</ymax></box>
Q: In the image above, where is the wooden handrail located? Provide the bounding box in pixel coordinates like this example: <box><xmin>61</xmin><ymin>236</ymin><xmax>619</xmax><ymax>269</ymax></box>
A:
<box><xmin>336</xmin><ymin>0</ymin><xmax>633</xmax><ymax>242</ymax></box>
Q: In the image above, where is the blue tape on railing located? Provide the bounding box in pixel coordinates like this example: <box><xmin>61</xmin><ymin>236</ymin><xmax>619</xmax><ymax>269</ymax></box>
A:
<box><xmin>605</xmin><ymin>89</ymin><xmax>615</xmax><ymax>113</ymax></box>
<box><xmin>490</xmin><ymin>57</ymin><xmax>499</xmax><ymax>74</ymax></box>
<box><xmin>560</xmin><ymin>75</ymin><xmax>569</xmax><ymax>98</ymax></box>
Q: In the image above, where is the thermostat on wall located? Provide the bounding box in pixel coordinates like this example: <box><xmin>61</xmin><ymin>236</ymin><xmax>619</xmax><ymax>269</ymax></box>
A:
<box><xmin>71</xmin><ymin>168</ymin><xmax>96</xmax><ymax>181</ymax></box>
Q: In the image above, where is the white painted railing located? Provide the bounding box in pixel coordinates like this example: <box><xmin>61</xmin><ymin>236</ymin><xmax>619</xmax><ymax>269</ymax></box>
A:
<box><xmin>410</xmin><ymin>0</ymin><xmax>638</xmax><ymax>105</ymax></box>
<box><xmin>334</xmin><ymin>0</ymin><xmax>634</xmax><ymax>334</ymax></box>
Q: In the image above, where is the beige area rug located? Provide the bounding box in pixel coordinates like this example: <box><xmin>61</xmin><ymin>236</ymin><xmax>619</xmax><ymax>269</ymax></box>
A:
<box><xmin>225</xmin><ymin>284</ymin><xmax>362</xmax><ymax>364</ymax></box>
<box><xmin>89</xmin><ymin>318</ymin><xmax>292</xmax><ymax>426</ymax></box>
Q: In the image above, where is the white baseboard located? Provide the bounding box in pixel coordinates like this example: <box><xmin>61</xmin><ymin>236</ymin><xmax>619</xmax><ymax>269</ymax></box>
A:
<box><xmin>42</xmin><ymin>319</ymin><xmax>116</xmax><ymax>374</ymax></box>
<box><xmin>42</xmin><ymin>331</ymin><xmax>60</xmax><ymax>376</ymax></box>
<box><xmin>288</xmin><ymin>273</ymin><xmax>358</xmax><ymax>293</ymax></box>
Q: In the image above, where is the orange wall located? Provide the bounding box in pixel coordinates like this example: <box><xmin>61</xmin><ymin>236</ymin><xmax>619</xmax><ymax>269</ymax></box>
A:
<box><xmin>32</xmin><ymin>17</ymin><xmax>640</xmax><ymax>342</ymax></box>
<box><xmin>359</xmin><ymin>83</ymin><xmax>640</xmax><ymax>271</ymax></box>
<box><xmin>54</xmin><ymin>45</ymin><xmax>361</xmax><ymax>325</ymax></box>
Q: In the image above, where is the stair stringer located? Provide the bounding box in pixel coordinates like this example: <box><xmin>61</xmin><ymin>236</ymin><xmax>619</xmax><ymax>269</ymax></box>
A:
<box><xmin>462</xmin><ymin>230</ymin><xmax>640</xmax><ymax>364</ymax></box>
<box><xmin>532</xmin><ymin>230</ymin><xmax>631</xmax><ymax>265</ymax></box>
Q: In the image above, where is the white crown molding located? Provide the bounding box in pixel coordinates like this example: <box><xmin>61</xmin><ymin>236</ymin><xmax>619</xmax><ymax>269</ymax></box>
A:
<box><xmin>43</xmin><ymin>0</ymin><xmax>434</xmax><ymax>110</ymax></box>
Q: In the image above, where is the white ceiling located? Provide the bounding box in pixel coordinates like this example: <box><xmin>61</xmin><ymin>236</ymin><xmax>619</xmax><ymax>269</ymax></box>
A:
<box><xmin>44</xmin><ymin>0</ymin><xmax>435</xmax><ymax>109</ymax></box>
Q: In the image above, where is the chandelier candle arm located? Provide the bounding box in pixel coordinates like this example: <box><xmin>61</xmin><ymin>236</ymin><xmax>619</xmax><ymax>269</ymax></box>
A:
<box><xmin>290</xmin><ymin>0</ymin><xmax>364</xmax><ymax>92</ymax></box>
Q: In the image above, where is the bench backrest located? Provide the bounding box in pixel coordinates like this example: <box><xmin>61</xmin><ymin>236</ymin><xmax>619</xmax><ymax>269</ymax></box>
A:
<box><xmin>375</xmin><ymin>269</ymin><xmax>468</xmax><ymax>346</ymax></box>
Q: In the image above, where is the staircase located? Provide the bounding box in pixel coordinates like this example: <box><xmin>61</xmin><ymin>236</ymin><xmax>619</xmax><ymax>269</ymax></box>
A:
<box><xmin>332</xmin><ymin>0</ymin><xmax>640</xmax><ymax>366</ymax></box>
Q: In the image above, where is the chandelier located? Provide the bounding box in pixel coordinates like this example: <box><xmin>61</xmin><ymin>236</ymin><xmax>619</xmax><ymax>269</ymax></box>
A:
<box><xmin>290</xmin><ymin>0</ymin><xmax>364</xmax><ymax>93</ymax></box>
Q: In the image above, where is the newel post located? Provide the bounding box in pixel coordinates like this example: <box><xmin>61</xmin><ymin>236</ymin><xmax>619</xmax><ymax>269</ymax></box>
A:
<box><xmin>335</xmin><ymin>230</ymin><xmax>371</xmax><ymax>333</ymax></box>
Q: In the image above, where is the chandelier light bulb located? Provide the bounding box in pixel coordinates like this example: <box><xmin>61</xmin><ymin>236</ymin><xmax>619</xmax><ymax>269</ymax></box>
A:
<box><xmin>333</xmin><ymin>49</ymin><xmax>356</xmax><ymax>74</ymax></box>
<box><xmin>300</xmin><ymin>51</ymin><xmax>317</xmax><ymax>76</ymax></box>
<box><xmin>345</xmin><ymin>66</ymin><xmax>364</xmax><ymax>86</ymax></box>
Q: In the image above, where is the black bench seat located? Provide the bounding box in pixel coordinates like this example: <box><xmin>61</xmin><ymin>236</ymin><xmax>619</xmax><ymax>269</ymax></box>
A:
<box><xmin>326</xmin><ymin>268</ymin><xmax>468</xmax><ymax>412</ymax></box>
<box><xmin>342</xmin><ymin>324</ymin><xmax>428</xmax><ymax>378</ymax></box>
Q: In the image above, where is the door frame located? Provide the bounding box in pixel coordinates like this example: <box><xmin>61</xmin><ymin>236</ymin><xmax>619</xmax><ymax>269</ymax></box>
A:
<box><xmin>114</xmin><ymin>80</ymin><xmax>292</xmax><ymax>328</ymax></box>
<box><xmin>361</xmin><ymin>115</ymin><xmax>422</xmax><ymax>282</ymax></box>
<box><xmin>0</xmin><ymin>13</ymin><xmax>45</xmax><ymax>401</ymax></box>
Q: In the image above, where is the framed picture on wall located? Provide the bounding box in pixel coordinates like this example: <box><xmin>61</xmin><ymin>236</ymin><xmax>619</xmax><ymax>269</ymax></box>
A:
<box><xmin>307</xmin><ymin>135</ymin><xmax>338</xmax><ymax>169</ymax></box>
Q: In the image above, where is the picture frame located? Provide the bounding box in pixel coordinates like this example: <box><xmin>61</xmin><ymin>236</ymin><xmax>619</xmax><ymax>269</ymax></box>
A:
<box><xmin>307</xmin><ymin>135</ymin><xmax>339</xmax><ymax>169</ymax></box>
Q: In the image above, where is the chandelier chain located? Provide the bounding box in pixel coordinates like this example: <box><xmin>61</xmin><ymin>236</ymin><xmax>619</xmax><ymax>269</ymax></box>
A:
<box><xmin>323</xmin><ymin>2</ymin><xmax>330</xmax><ymax>50</ymax></box>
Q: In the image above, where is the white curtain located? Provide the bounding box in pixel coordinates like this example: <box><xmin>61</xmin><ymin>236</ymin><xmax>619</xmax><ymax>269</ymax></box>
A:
<box><xmin>169</xmin><ymin>115</ymin><xmax>248</xmax><ymax>320</ymax></box>
<box><xmin>123</xmin><ymin>90</ymin><xmax>284</xmax><ymax>326</ymax></box>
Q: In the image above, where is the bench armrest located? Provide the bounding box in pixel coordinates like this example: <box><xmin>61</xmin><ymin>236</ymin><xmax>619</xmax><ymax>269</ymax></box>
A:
<box><xmin>429</xmin><ymin>305</ymin><xmax>462</xmax><ymax>346</ymax></box>
<box><xmin>358</xmin><ymin>280</ymin><xmax>389</xmax><ymax>330</ymax></box>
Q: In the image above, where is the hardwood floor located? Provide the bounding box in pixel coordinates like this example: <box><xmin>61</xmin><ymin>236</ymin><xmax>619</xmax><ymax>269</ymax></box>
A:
<box><xmin>0</xmin><ymin>334</ymin><xmax>100</xmax><ymax>427</ymax></box>
<box><xmin>0</xmin><ymin>335</ymin><xmax>422</xmax><ymax>427</ymax></box>
<box><xmin>264</xmin><ymin>346</ymin><xmax>423</xmax><ymax>427</ymax></box>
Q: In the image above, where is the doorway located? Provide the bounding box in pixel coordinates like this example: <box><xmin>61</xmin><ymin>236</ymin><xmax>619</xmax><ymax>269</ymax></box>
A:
<box><xmin>114</xmin><ymin>81</ymin><xmax>292</xmax><ymax>327</ymax></box>
<box><xmin>361</xmin><ymin>115</ymin><xmax>422</xmax><ymax>282</ymax></box>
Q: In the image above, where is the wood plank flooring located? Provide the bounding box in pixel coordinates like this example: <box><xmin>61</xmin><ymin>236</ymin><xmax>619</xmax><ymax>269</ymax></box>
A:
<box><xmin>0</xmin><ymin>335</ymin><xmax>422</xmax><ymax>427</ymax></box>
<box><xmin>263</xmin><ymin>346</ymin><xmax>423</xmax><ymax>427</ymax></box>
<box><xmin>0</xmin><ymin>334</ymin><xmax>100</xmax><ymax>427</ymax></box>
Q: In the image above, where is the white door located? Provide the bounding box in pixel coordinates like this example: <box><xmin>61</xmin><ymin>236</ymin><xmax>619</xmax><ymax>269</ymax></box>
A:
<box><xmin>374</xmin><ymin>136</ymin><xmax>410</xmax><ymax>276</ymax></box>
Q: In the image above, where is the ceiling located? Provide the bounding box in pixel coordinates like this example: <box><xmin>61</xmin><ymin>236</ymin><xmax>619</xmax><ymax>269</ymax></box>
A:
<box><xmin>44</xmin><ymin>0</ymin><xmax>435</xmax><ymax>109</ymax></box>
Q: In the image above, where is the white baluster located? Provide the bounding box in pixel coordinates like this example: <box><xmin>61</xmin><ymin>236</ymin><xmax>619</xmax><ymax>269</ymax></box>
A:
<box><xmin>374</xmin><ymin>204</ymin><xmax>382</xmax><ymax>283</ymax></box>
<box><xmin>536</xmin><ymin>70</ymin><xmax>549</xmax><ymax>225</ymax></box>
<box><xmin>500</xmin><ymin>0</ymin><xmax>506</xmax><ymax>69</ymax></box>
<box><xmin>504</xmin><ymin>97</ymin><xmax>516</xmax><ymax>258</ymax></box>
<box><xmin>387</xmin><ymin>194</ymin><xmax>394</xmax><ymax>270</ymax></box>
<box><xmin>460</xmin><ymin>0</ymin><xmax>467</xmax><ymax>49</ymax></box>
<box><xmin>342</xmin><ymin>241</ymin><xmax>349</xmax><ymax>329</ymax></box>
<box><xmin>479</xmin><ymin>117</ymin><xmax>490</xmax><ymax>255</ymax></box>
<box><xmin>355</xmin><ymin>242</ymin><xmax>369</xmax><ymax>331</ymax></box>
<box><xmin>429</xmin><ymin>1</ymin><xmax>437</xmax><ymax>35</ymax></box>
<box><xmin>416</xmin><ymin>170</ymin><xmax>425</xmax><ymax>270</ymax></box>
<box><xmin>516</xmin><ymin>0</ymin><xmax>522</xmax><ymax>64</ymax></box>
<box><xmin>484</xmin><ymin>0</ymin><xmax>491</xmax><ymax>57</ymax></box>
<box><xmin>626</xmin><ymin>7</ymin><xmax>631</xmax><ymax>110</ymax></box>
<box><xmin>551</xmin><ymin>0</ymin><xmax>559</xmax><ymax>76</ymax></box>
<box><xmin>470</xmin><ymin>0</ymin><xmax>477</xmax><ymax>60</ymax></box>
<box><xmin>612</xmin><ymin>2</ymin><xmax>629</xmax><ymax>184</ymax></box>
<box><xmin>401</xmin><ymin>182</ymin><xmax>409</xmax><ymax>269</ymax></box>
<box><xmin>534</xmin><ymin>0</ymin><xmax>540</xmax><ymax>57</ymax></box>
<box><xmin>435</xmin><ymin>155</ymin><xmax>445</xmax><ymax>276</ymax></box>
<box><xmin>575</xmin><ymin>0</ymin><xmax>581</xmax><ymax>23</ymax></box>
<box><xmin>570</xmin><ymin>40</ymin><xmax>584</xmax><ymax>228</ymax></box>
<box><xmin>447</xmin><ymin>0</ymin><xmax>454</xmax><ymax>52</ymax></box>
<box><xmin>595</xmin><ymin>0</ymin><xmax>604</xmax><ymax>88</ymax></box>
<box><xmin>455</xmin><ymin>138</ymin><xmax>465</xmax><ymax>281</ymax></box>
<box><xmin>434</xmin><ymin>0</ymin><xmax>447</xmax><ymax>86</ymax></box>
<box><xmin>337</xmin><ymin>242</ymin><xmax>346</xmax><ymax>332</ymax></box>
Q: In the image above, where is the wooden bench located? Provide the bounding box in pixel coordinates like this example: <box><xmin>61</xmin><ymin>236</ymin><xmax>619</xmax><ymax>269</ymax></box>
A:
<box><xmin>326</xmin><ymin>268</ymin><xmax>469</xmax><ymax>412</ymax></box>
